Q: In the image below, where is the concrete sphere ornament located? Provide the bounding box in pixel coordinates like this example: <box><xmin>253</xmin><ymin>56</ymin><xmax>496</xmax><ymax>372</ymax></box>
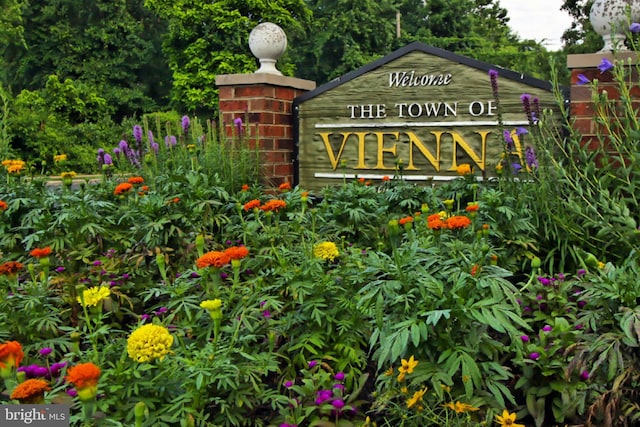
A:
<box><xmin>589</xmin><ymin>0</ymin><xmax>640</xmax><ymax>52</ymax></box>
<box><xmin>249</xmin><ymin>22</ymin><xmax>288</xmax><ymax>75</ymax></box>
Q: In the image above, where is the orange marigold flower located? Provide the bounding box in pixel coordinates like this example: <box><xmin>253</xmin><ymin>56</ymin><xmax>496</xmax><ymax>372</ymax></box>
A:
<box><xmin>301</xmin><ymin>191</ymin><xmax>309</xmax><ymax>197</ymax></box>
<box><xmin>446</xmin><ymin>215</ymin><xmax>472</xmax><ymax>229</ymax></box>
<box><xmin>196</xmin><ymin>251</ymin><xmax>231</xmax><ymax>269</ymax></box>
<box><xmin>241</xmin><ymin>184</ymin><xmax>250</xmax><ymax>191</ymax></box>
<box><xmin>10</xmin><ymin>379</ymin><xmax>50</xmax><ymax>403</ymax></box>
<box><xmin>471</xmin><ymin>264</ymin><xmax>480</xmax><ymax>276</ymax></box>
<box><xmin>398</xmin><ymin>216</ymin><xmax>413</xmax><ymax>226</ymax></box>
<box><xmin>243</xmin><ymin>199</ymin><xmax>261</xmax><ymax>211</ymax></box>
<box><xmin>427</xmin><ymin>218</ymin><xmax>448</xmax><ymax>230</ymax></box>
<box><xmin>456</xmin><ymin>163</ymin><xmax>472</xmax><ymax>175</ymax></box>
<box><xmin>0</xmin><ymin>200</ymin><xmax>7</xmax><ymax>211</ymax></box>
<box><xmin>0</xmin><ymin>261</ymin><xmax>24</xmax><ymax>276</ymax></box>
<box><xmin>114</xmin><ymin>182</ymin><xmax>133</xmax><ymax>195</ymax></box>
<box><xmin>358</xmin><ymin>177</ymin><xmax>365</xmax><ymax>183</ymax></box>
<box><xmin>30</xmin><ymin>247</ymin><xmax>52</xmax><ymax>258</ymax></box>
<box><xmin>128</xmin><ymin>176</ymin><xmax>144</xmax><ymax>185</ymax></box>
<box><xmin>260</xmin><ymin>199</ymin><xmax>287</xmax><ymax>212</ymax></box>
<box><xmin>224</xmin><ymin>246</ymin><xmax>249</xmax><ymax>260</ymax></box>
<box><xmin>382</xmin><ymin>176</ymin><xmax>390</xmax><ymax>181</ymax></box>
<box><xmin>279</xmin><ymin>182</ymin><xmax>292</xmax><ymax>191</ymax></box>
<box><xmin>0</xmin><ymin>341</ymin><xmax>24</xmax><ymax>370</ymax></box>
<box><xmin>465</xmin><ymin>203</ymin><xmax>479</xmax><ymax>213</ymax></box>
<box><xmin>427</xmin><ymin>213</ymin><xmax>442</xmax><ymax>222</ymax></box>
<box><xmin>66</xmin><ymin>362</ymin><xmax>101</xmax><ymax>390</ymax></box>
<box><xmin>141</xmin><ymin>185</ymin><xmax>149</xmax><ymax>192</ymax></box>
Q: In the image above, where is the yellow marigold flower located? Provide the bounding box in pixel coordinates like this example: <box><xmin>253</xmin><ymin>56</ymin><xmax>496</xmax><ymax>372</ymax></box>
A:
<box><xmin>443</xmin><ymin>199</ymin><xmax>455</xmax><ymax>210</ymax></box>
<box><xmin>495</xmin><ymin>409</ymin><xmax>524</xmax><ymax>427</ymax></box>
<box><xmin>10</xmin><ymin>379</ymin><xmax>50</xmax><ymax>403</ymax></box>
<box><xmin>77</xmin><ymin>286</ymin><xmax>110</xmax><ymax>307</ymax></box>
<box><xmin>127</xmin><ymin>324</ymin><xmax>173</xmax><ymax>363</ymax></box>
<box><xmin>61</xmin><ymin>171</ymin><xmax>77</xmax><ymax>180</ymax></box>
<box><xmin>313</xmin><ymin>242</ymin><xmax>339</xmax><ymax>262</ymax></box>
<box><xmin>399</xmin><ymin>355</ymin><xmax>418</xmax><ymax>374</ymax></box>
<box><xmin>444</xmin><ymin>401</ymin><xmax>480</xmax><ymax>413</ymax></box>
<box><xmin>200</xmin><ymin>299</ymin><xmax>222</xmax><ymax>311</ymax></box>
<box><xmin>53</xmin><ymin>154</ymin><xmax>67</xmax><ymax>163</ymax></box>
<box><xmin>456</xmin><ymin>163</ymin><xmax>472</xmax><ymax>175</ymax></box>
<box><xmin>3</xmin><ymin>159</ymin><xmax>26</xmax><ymax>174</ymax></box>
<box><xmin>406</xmin><ymin>387</ymin><xmax>427</xmax><ymax>408</ymax></box>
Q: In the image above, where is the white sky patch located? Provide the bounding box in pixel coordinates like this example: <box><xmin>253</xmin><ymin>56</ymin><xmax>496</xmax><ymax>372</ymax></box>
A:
<box><xmin>499</xmin><ymin>0</ymin><xmax>574</xmax><ymax>50</ymax></box>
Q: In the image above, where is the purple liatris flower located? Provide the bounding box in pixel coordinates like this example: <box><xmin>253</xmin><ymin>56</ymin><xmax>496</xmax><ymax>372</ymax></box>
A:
<box><xmin>133</xmin><ymin>125</ymin><xmax>143</xmax><ymax>143</ymax></box>
<box><xmin>147</xmin><ymin>130</ymin><xmax>155</xmax><ymax>144</ymax></box>
<box><xmin>104</xmin><ymin>153</ymin><xmax>113</xmax><ymax>165</ymax></box>
<box><xmin>488</xmin><ymin>69</ymin><xmax>499</xmax><ymax>99</ymax></box>
<box><xmin>576</xmin><ymin>74</ymin><xmax>590</xmax><ymax>85</ymax></box>
<box><xmin>503</xmin><ymin>130</ymin><xmax>514</xmax><ymax>150</ymax></box>
<box><xmin>521</xmin><ymin>93</ymin><xmax>533</xmax><ymax>124</ymax></box>
<box><xmin>525</xmin><ymin>145</ymin><xmax>539</xmax><ymax>169</ymax></box>
<box><xmin>598</xmin><ymin>58</ymin><xmax>614</xmax><ymax>73</ymax></box>
<box><xmin>234</xmin><ymin>117</ymin><xmax>243</xmax><ymax>134</ymax></box>
<box><xmin>165</xmin><ymin>135</ymin><xmax>177</xmax><ymax>148</ymax></box>
<box><xmin>182</xmin><ymin>115</ymin><xmax>190</xmax><ymax>133</ymax></box>
<box><xmin>150</xmin><ymin>142</ymin><xmax>159</xmax><ymax>154</ymax></box>
<box><xmin>512</xmin><ymin>163</ymin><xmax>522</xmax><ymax>174</ymax></box>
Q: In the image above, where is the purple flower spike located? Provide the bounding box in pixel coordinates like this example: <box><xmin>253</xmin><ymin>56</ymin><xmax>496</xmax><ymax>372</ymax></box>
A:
<box><xmin>104</xmin><ymin>153</ymin><xmax>113</xmax><ymax>165</ymax></box>
<box><xmin>598</xmin><ymin>58</ymin><xmax>614</xmax><ymax>74</ymax></box>
<box><xmin>133</xmin><ymin>125</ymin><xmax>143</xmax><ymax>143</ymax></box>
<box><xmin>525</xmin><ymin>146</ymin><xmax>539</xmax><ymax>169</ymax></box>
<box><xmin>516</xmin><ymin>127</ymin><xmax>528</xmax><ymax>136</ymax></box>
<box><xmin>182</xmin><ymin>115</ymin><xmax>190</xmax><ymax>133</ymax></box>
<box><xmin>234</xmin><ymin>117</ymin><xmax>243</xmax><ymax>134</ymax></box>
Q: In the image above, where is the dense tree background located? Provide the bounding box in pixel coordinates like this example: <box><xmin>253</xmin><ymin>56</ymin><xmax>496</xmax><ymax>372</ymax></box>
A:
<box><xmin>0</xmin><ymin>0</ymin><xmax>597</xmax><ymax>171</ymax></box>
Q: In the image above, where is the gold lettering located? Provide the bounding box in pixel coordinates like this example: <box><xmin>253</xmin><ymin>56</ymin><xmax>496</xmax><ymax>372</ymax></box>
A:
<box><xmin>375</xmin><ymin>132</ymin><xmax>398</xmax><ymax>170</ymax></box>
<box><xmin>406</xmin><ymin>131</ymin><xmax>440</xmax><ymax>171</ymax></box>
<box><xmin>449</xmin><ymin>131</ymin><xmax>489</xmax><ymax>171</ymax></box>
<box><xmin>354</xmin><ymin>132</ymin><xmax>369</xmax><ymax>169</ymax></box>
<box><xmin>319</xmin><ymin>132</ymin><xmax>352</xmax><ymax>170</ymax></box>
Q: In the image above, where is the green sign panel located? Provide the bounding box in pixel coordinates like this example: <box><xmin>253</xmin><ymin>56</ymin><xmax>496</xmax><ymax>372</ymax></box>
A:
<box><xmin>294</xmin><ymin>42</ymin><xmax>561</xmax><ymax>190</ymax></box>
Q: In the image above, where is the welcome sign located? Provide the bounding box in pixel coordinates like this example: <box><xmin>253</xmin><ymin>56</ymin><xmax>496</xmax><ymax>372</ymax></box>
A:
<box><xmin>293</xmin><ymin>42</ymin><xmax>561</xmax><ymax>190</ymax></box>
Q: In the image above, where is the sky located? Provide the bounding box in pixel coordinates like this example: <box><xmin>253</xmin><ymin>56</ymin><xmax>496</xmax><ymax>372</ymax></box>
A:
<box><xmin>499</xmin><ymin>0</ymin><xmax>574</xmax><ymax>50</ymax></box>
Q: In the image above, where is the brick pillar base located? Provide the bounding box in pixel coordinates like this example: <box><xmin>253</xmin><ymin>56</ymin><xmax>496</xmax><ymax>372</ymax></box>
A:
<box><xmin>567</xmin><ymin>52</ymin><xmax>640</xmax><ymax>154</ymax></box>
<box><xmin>215</xmin><ymin>73</ymin><xmax>315</xmax><ymax>189</ymax></box>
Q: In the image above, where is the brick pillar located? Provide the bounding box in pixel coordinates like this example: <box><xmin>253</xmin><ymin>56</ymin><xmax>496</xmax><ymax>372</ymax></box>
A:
<box><xmin>215</xmin><ymin>74</ymin><xmax>315</xmax><ymax>188</ymax></box>
<box><xmin>567</xmin><ymin>52</ymin><xmax>640</xmax><ymax>153</ymax></box>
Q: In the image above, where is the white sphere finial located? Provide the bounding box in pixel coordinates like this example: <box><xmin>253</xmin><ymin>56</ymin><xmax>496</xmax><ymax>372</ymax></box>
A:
<box><xmin>589</xmin><ymin>0</ymin><xmax>640</xmax><ymax>52</ymax></box>
<box><xmin>249</xmin><ymin>22</ymin><xmax>288</xmax><ymax>75</ymax></box>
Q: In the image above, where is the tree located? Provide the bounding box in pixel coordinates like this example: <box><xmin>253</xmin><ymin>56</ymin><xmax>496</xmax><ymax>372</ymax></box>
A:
<box><xmin>561</xmin><ymin>0</ymin><xmax>602</xmax><ymax>53</ymax></box>
<box><xmin>2</xmin><ymin>0</ymin><xmax>171</xmax><ymax>120</ymax></box>
<box><xmin>288</xmin><ymin>0</ymin><xmax>399</xmax><ymax>85</ymax></box>
<box><xmin>143</xmin><ymin>0</ymin><xmax>311</xmax><ymax>116</ymax></box>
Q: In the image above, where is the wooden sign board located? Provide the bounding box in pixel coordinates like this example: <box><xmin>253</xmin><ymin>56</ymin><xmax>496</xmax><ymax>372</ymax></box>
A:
<box><xmin>294</xmin><ymin>42</ymin><xmax>562</xmax><ymax>190</ymax></box>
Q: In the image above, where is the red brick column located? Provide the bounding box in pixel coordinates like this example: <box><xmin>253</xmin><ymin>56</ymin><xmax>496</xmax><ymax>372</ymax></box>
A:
<box><xmin>215</xmin><ymin>74</ymin><xmax>315</xmax><ymax>188</ymax></box>
<box><xmin>567</xmin><ymin>52</ymin><xmax>640</xmax><ymax>153</ymax></box>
